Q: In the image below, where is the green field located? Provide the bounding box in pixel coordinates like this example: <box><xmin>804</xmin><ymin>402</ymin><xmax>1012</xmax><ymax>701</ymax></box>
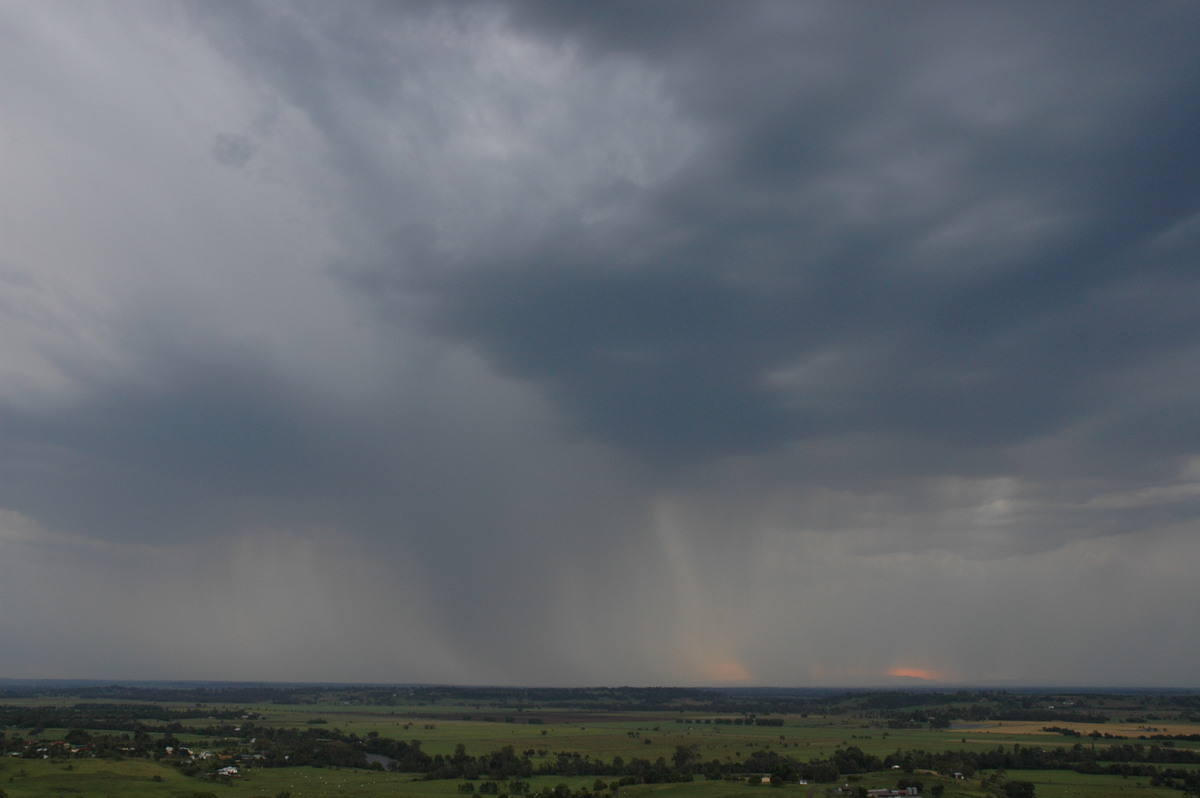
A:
<box><xmin>1</xmin><ymin>759</ymin><xmax>1189</xmax><ymax>798</ymax></box>
<box><xmin>3</xmin><ymin>685</ymin><xmax>1200</xmax><ymax>797</ymax></box>
<box><xmin>999</xmin><ymin>769</ymin><xmax>1179</xmax><ymax>798</ymax></box>
<box><xmin>130</xmin><ymin>700</ymin><xmax>1200</xmax><ymax>764</ymax></box>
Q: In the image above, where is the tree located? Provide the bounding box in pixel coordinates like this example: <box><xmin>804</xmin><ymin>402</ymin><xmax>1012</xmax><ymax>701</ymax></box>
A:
<box><xmin>1003</xmin><ymin>781</ymin><xmax>1036</xmax><ymax>798</ymax></box>
<box><xmin>771</xmin><ymin>760</ymin><xmax>798</xmax><ymax>784</ymax></box>
<box><xmin>63</xmin><ymin>728</ymin><xmax>91</xmax><ymax>745</ymax></box>
<box><xmin>671</xmin><ymin>745</ymin><xmax>698</xmax><ymax>772</ymax></box>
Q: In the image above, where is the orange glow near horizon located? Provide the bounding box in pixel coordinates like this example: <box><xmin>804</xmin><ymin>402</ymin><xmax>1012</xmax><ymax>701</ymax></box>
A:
<box><xmin>702</xmin><ymin>661</ymin><xmax>752</xmax><ymax>683</ymax></box>
<box><xmin>887</xmin><ymin>666</ymin><xmax>939</xmax><ymax>681</ymax></box>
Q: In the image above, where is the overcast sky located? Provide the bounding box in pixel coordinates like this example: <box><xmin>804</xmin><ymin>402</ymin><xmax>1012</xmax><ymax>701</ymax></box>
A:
<box><xmin>3</xmin><ymin>1</ymin><xmax>1200</xmax><ymax>688</ymax></box>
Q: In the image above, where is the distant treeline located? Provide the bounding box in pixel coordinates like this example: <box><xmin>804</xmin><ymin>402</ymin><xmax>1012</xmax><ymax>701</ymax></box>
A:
<box><xmin>0</xmin><ymin>703</ymin><xmax>248</xmax><ymax>733</ymax></box>
<box><xmin>0</xmin><ymin>684</ymin><xmax>332</xmax><ymax>705</ymax></box>
<box><xmin>5</xmin><ymin>684</ymin><xmax>1200</xmax><ymax>720</ymax></box>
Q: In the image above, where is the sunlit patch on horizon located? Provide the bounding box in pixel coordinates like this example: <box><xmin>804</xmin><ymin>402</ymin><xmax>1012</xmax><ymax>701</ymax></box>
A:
<box><xmin>702</xmin><ymin>661</ymin><xmax>751</xmax><ymax>683</ymax></box>
<box><xmin>887</xmin><ymin>666</ymin><xmax>939</xmax><ymax>681</ymax></box>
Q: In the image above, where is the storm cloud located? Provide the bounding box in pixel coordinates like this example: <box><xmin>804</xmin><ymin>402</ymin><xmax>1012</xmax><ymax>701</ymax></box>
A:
<box><xmin>2</xmin><ymin>1</ymin><xmax>1200</xmax><ymax>687</ymax></box>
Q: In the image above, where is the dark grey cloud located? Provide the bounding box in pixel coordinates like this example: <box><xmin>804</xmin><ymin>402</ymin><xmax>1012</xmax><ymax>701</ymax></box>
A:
<box><xmin>373</xmin><ymin>1</ymin><xmax>1200</xmax><ymax>477</ymax></box>
<box><xmin>3</xmin><ymin>0</ymin><xmax>1200</xmax><ymax>686</ymax></box>
<box><xmin>1</xmin><ymin>349</ymin><xmax>319</xmax><ymax>543</ymax></box>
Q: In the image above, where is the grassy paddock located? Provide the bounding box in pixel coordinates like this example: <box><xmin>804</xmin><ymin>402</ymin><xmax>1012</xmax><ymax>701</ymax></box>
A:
<box><xmin>0</xmin><ymin>757</ymin><xmax>188</xmax><ymax>798</ymax></box>
<box><xmin>0</xmin><ymin>760</ymin><xmax>670</xmax><ymax>798</ymax></box>
<box><xmin>1001</xmin><ymin>768</ymin><xmax>1180</xmax><ymax>798</ymax></box>
<box><xmin>0</xmin><ymin>758</ymin><xmax>1194</xmax><ymax>798</ymax></box>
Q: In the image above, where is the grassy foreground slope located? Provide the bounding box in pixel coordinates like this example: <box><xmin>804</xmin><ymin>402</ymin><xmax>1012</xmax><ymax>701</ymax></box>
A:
<box><xmin>0</xmin><ymin>759</ymin><xmax>1188</xmax><ymax>798</ymax></box>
